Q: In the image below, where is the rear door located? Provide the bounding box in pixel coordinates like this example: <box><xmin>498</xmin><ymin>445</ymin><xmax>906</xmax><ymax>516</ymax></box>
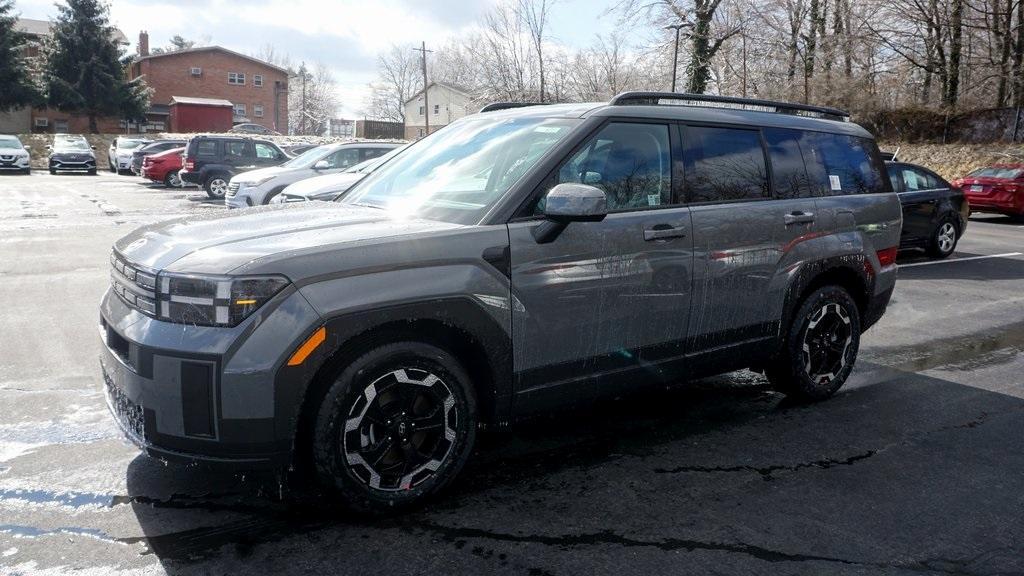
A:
<box><xmin>508</xmin><ymin>120</ymin><xmax>693</xmax><ymax>403</ymax></box>
<box><xmin>891</xmin><ymin>163</ymin><xmax>943</xmax><ymax>242</ymax></box>
<box><xmin>683</xmin><ymin>125</ymin><xmax>819</xmax><ymax>362</ymax></box>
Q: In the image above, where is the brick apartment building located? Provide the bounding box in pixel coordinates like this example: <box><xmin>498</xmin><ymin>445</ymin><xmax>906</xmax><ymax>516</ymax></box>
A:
<box><xmin>129</xmin><ymin>32</ymin><xmax>289</xmax><ymax>133</ymax></box>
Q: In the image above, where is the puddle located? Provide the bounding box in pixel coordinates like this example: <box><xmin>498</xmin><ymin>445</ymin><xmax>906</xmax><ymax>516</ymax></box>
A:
<box><xmin>866</xmin><ymin>321</ymin><xmax>1024</xmax><ymax>373</ymax></box>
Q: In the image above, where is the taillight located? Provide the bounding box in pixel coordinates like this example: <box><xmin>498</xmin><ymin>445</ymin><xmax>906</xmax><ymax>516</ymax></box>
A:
<box><xmin>184</xmin><ymin>158</ymin><xmax>195</xmax><ymax>170</ymax></box>
<box><xmin>877</xmin><ymin>247</ymin><xmax>898</xmax><ymax>268</ymax></box>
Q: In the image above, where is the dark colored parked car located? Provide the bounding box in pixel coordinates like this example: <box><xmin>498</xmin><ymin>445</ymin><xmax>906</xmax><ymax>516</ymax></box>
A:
<box><xmin>48</xmin><ymin>137</ymin><xmax>97</xmax><ymax>175</ymax></box>
<box><xmin>229</xmin><ymin>123</ymin><xmax>281</xmax><ymax>136</ymax></box>
<box><xmin>953</xmin><ymin>164</ymin><xmax>1024</xmax><ymax>221</ymax></box>
<box><xmin>886</xmin><ymin>161</ymin><xmax>969</xmax><ymax>258</ymax></box>
<box><xmin>141</xmin><ymin>147</ymin><xmax>186</xmax><ymax>187</ymax></box>
<box><xmin>100</xmin><ymin>92</ymin><xmax>900</xmax><ymax>513</ymax></box>
<box><xmin>131</xmin><ymin>140</ymin><xmax>186</xmax><ymax>175</ymax></box>
<box><xmin>178</xmin><ymin>135</ymin><xmax>289</xmax><ymax>198</ymax></box>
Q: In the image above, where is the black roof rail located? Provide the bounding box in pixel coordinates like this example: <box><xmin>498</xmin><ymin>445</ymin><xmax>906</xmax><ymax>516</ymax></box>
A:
<box><xmin>479</xmin><ymin>102</ymin><xmax>546</xmax><ymax>113</ymax></box>
<box><xmin>608</xmin><ymin>91</ymin><xmax>850</xmax><ymax>122</ymax></box>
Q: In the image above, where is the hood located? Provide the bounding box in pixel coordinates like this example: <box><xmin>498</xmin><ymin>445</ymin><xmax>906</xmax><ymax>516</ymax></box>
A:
<box><xmin>231</xmin><ymin>165</ymin><xmax>294</xmax><ymax>183</ymax></box>
<box><xmin>0</xmin><ymin>146</ymin><xmax>27</xmax><ymax>155</ymax></box>
<box><xmin>52</xmin><ymin>148</ymin><xmax>94</xmax><ymax>158</ymax></box>
<box><xmin>283</xmin><ymin>172</ymin><xmax>364</xmax><ymax>197</ymax></box>
<box><xmin>114</xmin><ymin>201</ymin><xmax>462</xmax><ymax>274</ymax></box>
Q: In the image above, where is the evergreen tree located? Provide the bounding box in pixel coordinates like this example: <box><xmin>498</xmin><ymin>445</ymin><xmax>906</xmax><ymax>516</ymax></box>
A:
<box><xmin>0</xmin><ymin>0</ymin><xmax>42</xmax><ymax>112</ymax></box>
<box><xmin>44</xmin><ymin>0</ymin><xmax>148</xmax><ymax>133</ymax></box>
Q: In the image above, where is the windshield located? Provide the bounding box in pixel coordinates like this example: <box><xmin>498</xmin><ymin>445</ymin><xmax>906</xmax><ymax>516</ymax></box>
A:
<box><xmin>967</xmin><ymin>166</ymin><xmax>1024</xmax><ymax>179</ymax></box>
<box><xmin>341</xmin><ymin>117</ymin><xmax>579</xmax><ymax>223</ymax></box>
<box><xmin>343</xmin><ymin>146</ymin><xmax>408</xmax><ymax>174</ymax></box>
<box><xmin>283</xmin><ymin>145</ymin><xmax>332</xmax><ymax>169</ymax></box>
<box><xmin>0</xmin><ymin>136</ymin><xmax>21</xmax><ymax>148</ymax></box>
<box><xmin>117</xmin><ymin>139</ymin><xmax>147</xmax><ymax>150</ymax></box>
<box><xmin>55</xmin><ymin>140</ymin><xmax>91</xmax><ymax>151</ymax></box>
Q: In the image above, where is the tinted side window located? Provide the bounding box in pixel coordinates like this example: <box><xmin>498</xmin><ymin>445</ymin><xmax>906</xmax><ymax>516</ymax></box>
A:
<box><xmin>683</xmin><ymin>126</ymin><xmax>768</xmax><ymax>203</ymax></box>
<box><xmin>196</xmin><ymin>141</ymin><xmax>217</xmax><ymax>157</ymax></box>
<box><xmin>801</xmin><ymin>133</ymin><xmax>886</xmax><ymax>195</ymax></box>
<box><xmin>362</xmin><ymin>148</ymin><xmax>389</xmax><ymax>162</ymax></box>
<box><xmin>225</xmin><ymin>141</ymin><xmax>248</xmax><ymax>159</ymax></box>
<box><xmin>764</xmin><ymin>128</ymin><xmax>813</xmax><ymax>199</ymax></box>
<box><xmin>553</xmin><ymin>122</ymin><xmax>672</xmax><ymax>211</ymax></box>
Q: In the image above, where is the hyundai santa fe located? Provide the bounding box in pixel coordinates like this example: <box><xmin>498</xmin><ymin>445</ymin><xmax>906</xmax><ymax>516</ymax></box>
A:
<box><xmin>100</xmin><ymin>92</ymin><xmax>901</xmax><ymax>512</ymax></box>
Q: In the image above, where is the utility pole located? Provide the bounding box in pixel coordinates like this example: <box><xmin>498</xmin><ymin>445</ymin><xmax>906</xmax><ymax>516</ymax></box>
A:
<box><xmin>300</xmin><ymin>62</ymin><xmax>308</xmax><ymax>136</ymax></box>
<box><xmin>665</xmin><ymin>24</ymin><xmax>686</xmax><ymax>93</ymax></box>
<box><xmin>413</xmin><ymin>41</ymin><xmax>432</xmax><ymax>136</ymax></box>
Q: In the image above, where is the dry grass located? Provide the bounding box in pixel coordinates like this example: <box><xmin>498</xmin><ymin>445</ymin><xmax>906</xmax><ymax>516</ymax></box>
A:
<box><xmin>881</xmin><ymin>141</ymin><xmax>1024</xmax><ymax>181</ymax></box>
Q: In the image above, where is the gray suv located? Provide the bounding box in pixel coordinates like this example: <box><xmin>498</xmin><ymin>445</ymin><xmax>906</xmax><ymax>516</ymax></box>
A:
<box><xmin>100</xmin><ymin>92</ymin><xmax>900</xmax><ymax>512</ymax></box>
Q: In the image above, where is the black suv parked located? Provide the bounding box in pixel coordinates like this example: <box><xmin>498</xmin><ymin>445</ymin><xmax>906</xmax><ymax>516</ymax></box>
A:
<box><xmin>179</xmin><ymin>135</ymin><xmax>289</xmax><ymax>198</ymax></box>
<box><xmin>886</xmin><ymin>161</ymin><xmax>969</xmax><ymax>258</ymax></box>
<box><xmin>101</xmin><ymin>92</ymin><xmax>901</xmax><ymax>513</ymax></box>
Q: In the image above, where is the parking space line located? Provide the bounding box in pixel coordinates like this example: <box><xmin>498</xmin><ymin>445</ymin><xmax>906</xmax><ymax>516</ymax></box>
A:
<box><xmin>900</xmin><ymin>252</ymin><xmax>1023</xmax><ymax>268</ymax></box>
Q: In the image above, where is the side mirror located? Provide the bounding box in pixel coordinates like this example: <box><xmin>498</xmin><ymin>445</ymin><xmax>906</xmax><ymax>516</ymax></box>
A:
<box><xmin>534</xmin><ymin>183</ymin><xmax>607</xmax><ymax>244</ymax></box>
<box><xmin>24</xmin><ymin>145</ymin><xmax>30</xmax><ymax>151</ymax></box>
<box><xmin>313</xmin><ymin>160</ymin><xmax>330</xmax><ymax>170</ymax></box>
<box><xmin>543</xmin><ymin>183</ymin><xmax>607</xmax><ymax>223</ymax></box>
<box><xmin>91</xmin><ymin>145</ymin><xmax>96</xmax><ymax>150</ymax></box>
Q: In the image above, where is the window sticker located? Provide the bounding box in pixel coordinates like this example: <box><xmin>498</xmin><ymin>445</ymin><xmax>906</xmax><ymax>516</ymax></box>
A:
<box><xmin>829</xmin><ymin>174</ymin><xmax>842</xmax><ymax>191</ymax></box>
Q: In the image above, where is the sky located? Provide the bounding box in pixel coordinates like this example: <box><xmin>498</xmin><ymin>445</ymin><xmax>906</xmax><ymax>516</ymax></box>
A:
<box><xmin>13</xmin><ymin>0</ymin><xmax>625</xmax><ymax>118</ymax></box>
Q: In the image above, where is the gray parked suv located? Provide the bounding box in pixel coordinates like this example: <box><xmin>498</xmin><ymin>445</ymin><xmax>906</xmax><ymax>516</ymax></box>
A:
<box><xmin>100</xmin><ymin>92</ymin><xmax>900</xmax><ymax>512</ymax></box>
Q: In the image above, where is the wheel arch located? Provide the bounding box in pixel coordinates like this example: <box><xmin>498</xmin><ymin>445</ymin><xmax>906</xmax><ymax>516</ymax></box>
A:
<box><xmin>280</xmin><ymin>297</ymin><xmax>512</xmax><ymax>469</ymax></box>
<box><xmin>777</xmin><ymin>257</ymin><xmax>873</xmax><ymax>356</ymax></box>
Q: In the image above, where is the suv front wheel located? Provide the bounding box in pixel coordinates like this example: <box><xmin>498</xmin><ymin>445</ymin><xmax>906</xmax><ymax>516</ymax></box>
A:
<box><xmin>767</xmin><ymin>286</ymin><xmax>861</xmax><ymax>402</ymax></box>
<box><xmin>312</xmin><ymin>341</ymin><xmax>477</xmax><ymax>514</ymax></box>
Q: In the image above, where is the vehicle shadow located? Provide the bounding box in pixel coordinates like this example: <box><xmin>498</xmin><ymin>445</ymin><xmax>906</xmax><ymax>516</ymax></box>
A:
<box><xmin>126</xmin><ymin>366</ymin><xmax>1024</xmax><ymax>573</ymax></box>
<box><xmin>969</xmin><ymin>214</ymin><xmax>1022</xmax><ymax>226</ymax></box>
<box><xmin>898</xmin><ymin>251</ymin><xmax>1024</xmax><ymax>281</ymax></box>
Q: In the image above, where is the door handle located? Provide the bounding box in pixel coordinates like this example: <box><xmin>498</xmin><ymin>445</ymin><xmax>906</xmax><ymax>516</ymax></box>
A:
<box><xmin>784</xmin><ymin>211</ymin><xmax>815</xmax><ymax>225</ymax></box>
<box><xmin>643</xmin><ymin>225</ymin><xmax>686</xmax><ymax>241</ymax></box>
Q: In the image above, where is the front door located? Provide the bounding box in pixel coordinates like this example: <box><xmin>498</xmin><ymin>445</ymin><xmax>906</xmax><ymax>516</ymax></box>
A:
<box><xmin>508</xmin><ymin>121</ymin><xmax>693</xmax><ymax>405</ymax></box>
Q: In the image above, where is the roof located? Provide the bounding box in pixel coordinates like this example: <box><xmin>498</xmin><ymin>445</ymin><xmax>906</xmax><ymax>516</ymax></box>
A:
<box><xmin>136</xmin><ymin>46</ymin><xmax>289</xmax><ymax>75</ymax></box>
<box><xmin>404</xmin><ymin>82</ymin><xmax>472</xmax><ymax>105</ymax></box>
<box><xmin>15</xmin><ymin>17</ymin><xmax>128</xmax><ymax>43</ymax></box>
<box><xmin>170</xmin><ymin>96</ymin><xmax>233</xmax><ymax>107</ymax></box>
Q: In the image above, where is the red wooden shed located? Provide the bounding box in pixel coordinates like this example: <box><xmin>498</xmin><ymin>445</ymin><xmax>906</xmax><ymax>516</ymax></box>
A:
<box><xmin>168</xmin><ymin>96</ymin><xmax>234</xmax><ymax>133</ymax></box>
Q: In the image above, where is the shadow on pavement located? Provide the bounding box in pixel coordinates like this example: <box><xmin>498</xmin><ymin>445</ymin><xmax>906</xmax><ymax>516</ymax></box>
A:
<box><xmin>899</xmin><ymin>251</ymin><xmax>1024</xmax><ymax>282</ymax></box>
<box><xmin>127</xmin><ymin>368</ymin><xmax>1024</xmax><ymax>574</ymax></box>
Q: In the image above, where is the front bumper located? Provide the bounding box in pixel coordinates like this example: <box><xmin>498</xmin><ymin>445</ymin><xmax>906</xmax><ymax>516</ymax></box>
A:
<box><xmin>49</xmin><ymin>158</ymin><xmax>96</xmax><ymax>172</ymax></box>
<box><xmin>0</xmin><ymin>156</ymin><xmax>30</xmax><ymax>171</ymax></box>
<box><xmin>226</xmin><ymin>183</ymin><xmax>265</xmax><ymax>209</ymax></box>
<box><xmin>99</xmin><ymin>284</ymin><xmax>322</xmax><ymax>469</ymax></box>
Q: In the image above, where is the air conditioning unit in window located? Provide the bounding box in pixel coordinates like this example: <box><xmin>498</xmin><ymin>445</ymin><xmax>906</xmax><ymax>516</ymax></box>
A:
<box><xmin>34</xmin><ymin>117</ymin><xmax>48</xmax><ymax>127</ymax></box>
<box><xmin>190</xmin><ymin>67</ymin><xmax>202</xmax><ymax>76</ymax></box>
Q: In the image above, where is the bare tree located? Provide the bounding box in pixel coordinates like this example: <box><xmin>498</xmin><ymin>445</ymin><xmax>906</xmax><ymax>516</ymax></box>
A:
<box><xmin>289</xmin><ymin>62</ymin><xmax>340</xmax><ymax>135</ymax></box>
<box><xmin>516</xmin><ymin>0</ymin><xmax>556</xmax><ymax>101</ymax></box>
<box><xmin>366</xmin><ymin>44</ymin><xmax>421</xmax><ymax>122</ymax></box>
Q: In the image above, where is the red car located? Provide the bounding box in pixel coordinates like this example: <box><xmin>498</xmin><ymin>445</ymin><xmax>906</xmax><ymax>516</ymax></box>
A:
<box><xmin>140</xmin><ymin>146</ymin><xmax>185</xmax><ymax>188</ymax></box>
<box><xmin>954</xmin><ymin>164</ymin><xmax>1024</xmax><ymax>220</ymax></box>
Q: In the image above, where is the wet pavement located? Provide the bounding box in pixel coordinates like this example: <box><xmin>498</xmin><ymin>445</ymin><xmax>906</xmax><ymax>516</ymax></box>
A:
<box><xmin>1</xmin><ymin>172</ymin><xmax>1024</xmax><ymax>575</ymax></box>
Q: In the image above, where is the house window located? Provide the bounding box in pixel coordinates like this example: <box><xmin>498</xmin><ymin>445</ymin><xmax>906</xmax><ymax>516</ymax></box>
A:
<box><xmin>418</xmin><ymin>106</ymin><xmax>424</xmax><ymax>116</ymax></box>
<box><xmin>253</xmin><ymin>104</ymin><xmax>264</xmax><ymax>118</ymax></box>
<box><xmin>254</xmin><ymin>74</ymin><xmax>263</xmax><ymax>87</ymax></box>
<box><xmin>433</xmin><ymin>104</ymin><xmax>439</xmax><ymax>115</ymax></box>
<box><xmin>234</xmin><ymin>103</ymin><xmax>246</xmax><ymax>116</ymax></box>
<box><xmin>228</xmin><ymin>72</ymin><xmax>245</xmax><ymax>85</ymax></box>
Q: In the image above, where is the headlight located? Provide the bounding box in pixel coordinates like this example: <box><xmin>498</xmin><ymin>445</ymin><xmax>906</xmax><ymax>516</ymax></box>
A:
<box><xmin>240</xmin><ymin>176</ymin><xmax>275</xmax><ymax>188</ymax></box>
<box><xmin>156</xmin><ymin>272</ymin><xmax>289</xmax><ymax>327</ymax></box>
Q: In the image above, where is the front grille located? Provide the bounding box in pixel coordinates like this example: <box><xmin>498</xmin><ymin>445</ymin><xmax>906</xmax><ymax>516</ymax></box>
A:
<box><xmin>0</xmin><ymin>155</ymin><xmax>13</xmax><ymax>161</ymax></box>
<box><xmin>110</xmin><ymin>252</ymin><xmax>159</xmax><ymax>316</ymax></box>
<box><xmin>226</xmin><ymin>183</ymin><xmax>240</xmax><ymax>197</ymax></box>
<box><xmin>103</xmin><ymin>370</ymin><xmax>145</xmax><ymax>440</ymax></box>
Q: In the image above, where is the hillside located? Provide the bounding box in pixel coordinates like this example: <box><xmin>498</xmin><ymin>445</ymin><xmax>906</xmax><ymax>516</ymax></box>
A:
<box><xmin>881</xmin><ymin>141</ymin><xmax>1024</xmax><ymax>181</ymax></box>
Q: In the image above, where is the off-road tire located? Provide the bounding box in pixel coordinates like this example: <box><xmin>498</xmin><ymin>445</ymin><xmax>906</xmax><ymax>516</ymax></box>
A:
<box><xmin>766</xmin><ymin>286</ymin><xmax>861</xmax><ymax>402</ymax></box>
<box><xmin>312</xmin><ymin>341</ymin><xmax>477</xmax><ymax>515</ymax></box>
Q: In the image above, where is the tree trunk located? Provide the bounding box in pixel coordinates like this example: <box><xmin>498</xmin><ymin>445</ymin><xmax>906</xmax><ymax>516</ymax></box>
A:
<box><xmin>1015</xmin><ymin>0</ymin><xmax>1024</xmax><ymax>107</ymax></box>
<box><xmin>995</xmin><ymin>0</ymin><xmax>1013</xmax><ymax>107</ymax></box>
<box><xmin>88</xmin><ymin>114</ymin><xmax>98</xmax><ymax>134</ymax></box>
<box><xmin>685</xmin><ymin>1</ymin><xmax>715</xmax><ymax>94</ymax></box>
<box><xmin>943</xmin><ymin>0</ymin><xmax>963</xmax><ymax>108</ymax></box>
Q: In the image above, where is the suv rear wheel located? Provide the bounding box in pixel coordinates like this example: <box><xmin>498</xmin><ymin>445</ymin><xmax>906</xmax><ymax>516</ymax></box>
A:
<box><xmin>767</xmin><ymin>286</ymin><xmax>861</xmax><ymax>402</ymax></box>
<box><xmin>204</xmin><ymin>176</ymin><xmax>229</xmax><ymax>199</ymax></box>
<box><xmin>312</xmin><ymin>341</ymin><xmax>477</xmax><ymax>514</ymax></box>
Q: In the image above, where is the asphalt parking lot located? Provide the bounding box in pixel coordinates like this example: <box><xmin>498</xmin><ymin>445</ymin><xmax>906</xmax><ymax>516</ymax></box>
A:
<box><xmin>1</xmin><ymin>172</ymin><xmax>1023</xmax><ymax>575</ymax></box>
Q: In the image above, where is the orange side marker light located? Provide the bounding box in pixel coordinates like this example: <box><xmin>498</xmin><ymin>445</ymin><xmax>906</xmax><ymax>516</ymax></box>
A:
<box><xmin>287</xmin><ymin>326</ymin><xmax>326</xmax><ymax>366</ymax></box>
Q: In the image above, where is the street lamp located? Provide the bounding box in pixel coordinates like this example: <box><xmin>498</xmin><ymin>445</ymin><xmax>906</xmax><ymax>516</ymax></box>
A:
<box><xmin>665</xmin><ymin>23</ymin><xmax>688</xmax><ymax>93</ymax></box>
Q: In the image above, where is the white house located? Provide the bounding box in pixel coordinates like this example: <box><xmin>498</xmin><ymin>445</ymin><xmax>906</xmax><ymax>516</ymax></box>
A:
<box><xmin>403</xmin><ymin>82</ymin><xmax>472</xmax><ymax>139</ymax></box>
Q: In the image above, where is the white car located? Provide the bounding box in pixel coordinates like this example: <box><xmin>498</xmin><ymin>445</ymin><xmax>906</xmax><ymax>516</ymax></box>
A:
<box><xmin>0</xmin><ymin>135</ymin><xmax>32</xmax><ymax>174</ymax></box>
<box><xmin>108</xmin><ymin>137</ymin><xmax>150</xmax><ymax>174</ymax></box>
<box><xmin>271</xmin><ymin>144</ymin><xmax>409</xmax><ymax>204</ymax></box>
<box><xmin>226</xmin><ymin>141</ymin><xmax>401</xmax><ymax>208</ymax></box>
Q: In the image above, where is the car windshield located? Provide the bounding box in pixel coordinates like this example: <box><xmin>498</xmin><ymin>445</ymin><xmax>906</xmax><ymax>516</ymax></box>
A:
<box><xmin>0</xmin><ymin>136</ymin><xmax>21</xmax><ymax>148</ymax></box>
<box><xmin>967</xmin><ymin>167</ymin><xmax>1024</xmax><ymax>179</ymax></box>
<box><xmin>343</xmin><ymin>146</ymin><xmax>407</xmax><ymax>174</ymax></box>
<box><xmin>55</xmin><ymin>140</ymin><xmax>91</xmax><ymax>151</ymax></box>
<box><xmin>283</xmin><ymin>145</ymin><xmax>332</xmax><ymax>169</ymax></box>
<box><xmin>118</xmin><ymin>139</ymin><xmax>147</xmax><ymax>150</ymax></box>
<box><xmin>341</xmin><ymin>117</ymin><xmax>579</xmax><ymax>223</ymax></box>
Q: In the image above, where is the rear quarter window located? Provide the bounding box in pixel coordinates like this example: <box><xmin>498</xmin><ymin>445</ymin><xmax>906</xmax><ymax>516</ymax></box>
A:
<box><xmin>801</xmin><ymin>132</ymin><xmax>887</xmax><ymax>195</ymax></box>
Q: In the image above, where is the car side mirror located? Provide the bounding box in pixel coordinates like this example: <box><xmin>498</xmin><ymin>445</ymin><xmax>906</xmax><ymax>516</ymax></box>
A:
<box><xmin>313</xmin><ymin>160</ymin><xmax>330</xmax><ymax>170</ymax></box>
<box><xmin>24</xmin><ymin>145</ymin><xmax>30</xmax><ymax>151</ymax></box>
<box><xmin>91</xmin><ymin>145</ymin><xmax>96</xmax><ymax>150</ymax></box>
<box><xmin>534</xmin><ymin>183</ymin><xmax>607</xmax><ymax>244</ymax></box>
